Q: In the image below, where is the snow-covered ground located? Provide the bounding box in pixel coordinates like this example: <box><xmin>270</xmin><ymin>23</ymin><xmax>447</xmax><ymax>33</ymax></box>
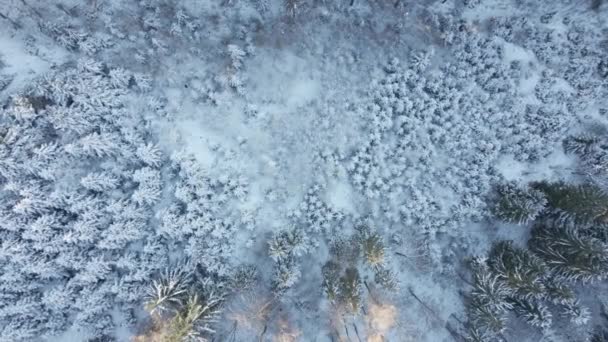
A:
<box><xmin>1</xmin><ymin>0</ymin><xmax>608</xmax><ymax>341</ymax></box>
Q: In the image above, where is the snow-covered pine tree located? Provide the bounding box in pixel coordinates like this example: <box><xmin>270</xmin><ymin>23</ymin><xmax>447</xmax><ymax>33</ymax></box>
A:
<box><xmin>544</xmin><ymin>281</ymin><xmax>576</xmax><ymax>306</ymax></box>
<box><xmin>228</xmin><ymin>265</ymin><xmax>258</xmax><ymax>293</ymax></box>
<box><xmin>510</xmin><ymin>298</ymin><xmax>553</xmax><ymax>329</ymax></box>
<box><xmin>464</xmin><ymin>326</ymin><xmax>493</xmax><ymax>342</ymax></box>
<box><xmin>143</xmin><ymin>266</ymin><xmax>224</xmax><ymax>341</ymax></box>
<box><xmin>131</xmin><ymin>167</ymin><xmax>162</xmax><ymax>206</ymax></box>
<box><xmin>532</xmin><ymin>181</ymin><xmax>608</xmax><ymax>224</ymax></box>
<box><xmin>373</xmin><ymin>266</ymin><xmax>398</xmax><ymax>291</ymax></box>
<box><xmin>272</xmin><ymin>256</ymin><xmax>301</xmax><ymax>292</ymax></box>
<box><xmin>145</xmin><ymin>268</ymin><xmax>191</xmax><ymax>316</ymax></box>
<box><xmin>467</xmin><ymin>296</ymin><xmax>508</xmax><ymax>336</ymax></box>
<box><xmin>136</xmin><ymin>143</ymin><xmax>163</xmax><ymax>168</ymax></box>
<box><xmin>322</xmin><ymin>260</ymin><xmax>341</xmax><ymax>302</ymax></box>
<box><xmin>562</xmin><ymin>300</ymin><xmax>591</xmax><ymax>326</ymax></box>
<box><xmin>339</xmin><ymin>268</ymin><xmax>362</xmax><ymax>314</ymax></box>
<box><xmin>164</xmin><ymin>293</ymin><xmax>221</xmax><ymax>342</ymax></box>
<box><xmin>329</xmin><ymin>235</ymin><xmax>360</xmax><ymax>265</ymax></box>
<box><xmin>529</xmin><ymin>224</ymin><xmax>608</xmax><ymax>282</ymax></box>
<box><xmin>268</xmin><ymin>233</ymin><xmax>292</xmax><ymax>262</ymax></box>
<box><xmin>268</xmin><ymin>228</ymin><xmax>310</xmax><ymax>262</ymax></box>
<box><xmin>80</xmin><ymin>172</ymin><xmax>120</xmax><ymax>192</ymax></box>
<box><xmin>487</xmin><ymin>241</ymin><xmax>547</xmax><ymax>300</ymax></box>
<box><xmin>470</xmin><ymin>272</ymin><xmax>512</xmax><ymax>312</ymax></box>
<box><xmin>357</xmin><ymin>225</ymin><xmax>386</xmax><ymax>267</ymax></box>
<box><xmin>492</xmin><ymin>182</ymin><xmax>547</xmax><ymax>224</ymax></box>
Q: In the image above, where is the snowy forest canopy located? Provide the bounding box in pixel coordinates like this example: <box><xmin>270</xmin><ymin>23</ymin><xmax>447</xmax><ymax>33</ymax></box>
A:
<box><xmin>0</xmin><ymin>0</ymin><xmax>608</xmax><ymax>341</ymax></box>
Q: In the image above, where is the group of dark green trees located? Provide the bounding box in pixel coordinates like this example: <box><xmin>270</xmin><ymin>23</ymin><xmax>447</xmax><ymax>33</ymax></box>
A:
<box><xmin>321</xmin><ymin>225</ymin><xmax>398</xmax><ymax>315</ymax></box>
<box><xmin>465</xmin><ymin>178</ymin><xmax>608</xmax><ymax>340</ymax></box>
<box><xmin>465</xmin><ymin>131</ymin><xmax>608</xmax><ymax>341</ymax></box>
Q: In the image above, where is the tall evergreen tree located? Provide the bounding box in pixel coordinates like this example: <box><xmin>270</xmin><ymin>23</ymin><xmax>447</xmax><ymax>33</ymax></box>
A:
<box><xmin>532</xmin><ymin>181</ymin><xmax>608</xmax><ymax>224</ymax></box>
<box><xmin>467</xmin><ymin>297</ymin><xmax>508</xmax><ymax>335</ymax></box>
<box><xmin>488</xmin><ymin>241</ymin><xmax>547</xmax><ymax>300</ymax></box>
<box><xmin>492</xmin><ymin>182</ymin><xmax>547</xmax><ymax>224</ymax></box>
<box><xmin>529</xmin><ymin>225</ymin><xmax>608</xmax><ymax>282</ymax></box>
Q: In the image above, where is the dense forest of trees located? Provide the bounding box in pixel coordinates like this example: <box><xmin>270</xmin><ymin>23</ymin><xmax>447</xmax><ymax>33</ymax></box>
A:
<box><xmin>0</xmin><ymin>0</ymin><xmax>607</xmax><ymax>341</ymax></box>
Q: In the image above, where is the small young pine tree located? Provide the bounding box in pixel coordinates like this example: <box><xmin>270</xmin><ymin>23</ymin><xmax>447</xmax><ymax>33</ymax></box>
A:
<box><xmin>330</xmin><ymin>235</ymin><xmax>360</xmax><ymax>265</ymax></box>
<box><xmin>373</xmin><ymin>266</ymin><xmax>398</xmax><ymax>291</ymax></box>
<box><xmin>268</xmin><ymin>229</ymin><xmax>310</xmax><ymax>262</ymax></box>
<box><xmin>272</xmin><ymin>257</ymin><xmax>301</xmax><ymax>291</ymax></box>
<box><xmin>339</xmin><ymin>268</ymin><xmax>362</xmax><ymax>314</ymax></box>
<box><xmin>322</xmin><ymin>260</ymin><xmax>341</xmax><ymax>302</ymax></box>
<box><xmin>228</xmin><ymin>265</ymin><xmax>258</xmax><ymax>293</ymax></box>
<box><xmin>493</xmin><ymin>182</ymin><xmax>547</xmax><ymax>224</ymax></box>
<box><xmin>357</xmin><ymin>226</ymin><xmax>386</xmax><ymax>267</ymax></box>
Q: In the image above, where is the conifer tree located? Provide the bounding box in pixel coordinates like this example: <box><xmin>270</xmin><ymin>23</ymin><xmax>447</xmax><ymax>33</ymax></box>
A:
<box><xmin>228</xmin><ymin>265</ymin><xmax>258</xmax><ymax>293</ymax></box>
<box><xmin>544</xmin><ymin>281</ymin><xmax>576</xmax><ymax>305</ymax></box>
<box><xmin>563</xmin><ymin>134</ymin><xmax>601</xmax><ymax>156</ymax></box>
<box><xmin>144</xmin><ymin>270</ymin><xmax>224</xmax><ymax>342</ymax></box>
<box><xmin>145</xmin><ymin>268</ymin><xmax>191</xmax><ymax>316</ymax></box>
<box><xmin>470</xmin><ymin>272</ymin><xmax>512</xmax><ymax>312</ymax></box>
<box><xmin>330</xmin><ymin>235</ymin><xmax>360</xmax><ymax>265</ymax></box>
<box><xmin>493</xmin><ymin>182</ymin><xmax>547</xmax><ymax>224</ymax></box>
<box><xmin>373</xmin><ymin>266</ymin><xmax>398</xmax><ymax>291</ymax></box>
<box><xmin>487</xmin><ymin>241</ymin><xmax>546</xmax><ymax>300</ymax></box>
<box><xmin>562</xmin><ymin>300</ymin><xmax>591</xmax><ymax>326</ymax></box>
<box><xmin>165</xmin><ymin>291</ymin><xmax>223</xmax><ymax>342</ymax></box>
<box><xmin>339</xmin><ymin>268</ymin><xmax>362</xmax><ymax>314</ymax></box>
<box><xmin>464</xmin><ymin>326</ymin><xmax>492</xmax><ymax>342</ymax></box>
<box><xmin>357</xmin><ymin>225</ymin><xmax>386</xmax><ymax>267</ymax></box>
<box><xmin>510</xmin><ymin>298</ymin><xmax>553</xmax><ymax>329</ymax></box>
<box><xmin>529</xmin><ymin>225</ymin><xmax>608</xmax><ymax>282</ymax></box>
<box><xmin>532</xmin><ymin>181</ymin><xmax>608</xmax><ymax>224</ymax></box>
<box><xmin>268</xmin><ymin>228</ymin><xmax>310</xmax><ymax>262</ymax></box>
<box><xmin>467</xmin><ymin>297</ymin><xmax>508</xmax><ymax>335</ymax></box>
<box><xmin>272</xmin><ymin>257</ymin><xmax>301</xmax><ymax>291</ymax></box>
<box><xmin>322</xmin><ymin>261</ymin><xmax>341</xmax><ymax>302</ymax></box>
